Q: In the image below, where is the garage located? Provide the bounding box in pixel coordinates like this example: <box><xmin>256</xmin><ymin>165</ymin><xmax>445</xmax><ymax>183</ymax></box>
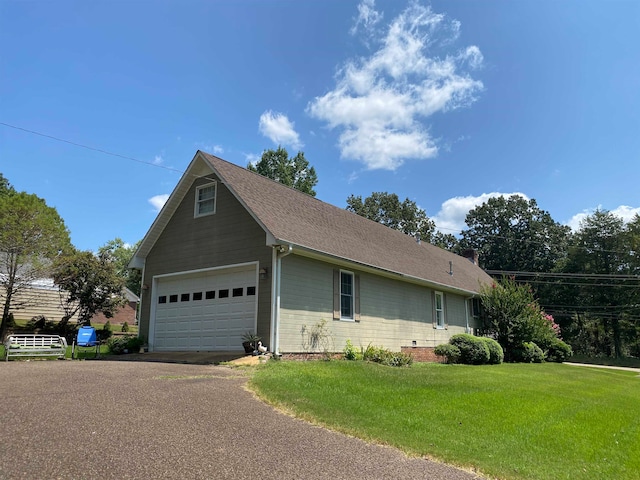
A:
<box><xmin>151</xmin><ymin>264</ymin><xmax>258</xmax><ymax>351</ymax></box>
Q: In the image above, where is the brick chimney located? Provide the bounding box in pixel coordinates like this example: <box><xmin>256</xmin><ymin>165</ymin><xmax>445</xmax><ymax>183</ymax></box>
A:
<box><xmin>462</xmin><ymin>248</ymin><xmax>479</xmax><ymax>266</ymax></box>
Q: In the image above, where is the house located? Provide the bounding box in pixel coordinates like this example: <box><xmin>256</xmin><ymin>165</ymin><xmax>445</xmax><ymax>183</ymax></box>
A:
<box><xmin>0</xmin><ymin>276</ymin><xmax>139</xmax><ymax>327</ymax></box>
<box><xmin>129</xmin><ymin>151</ymin><xmax>493</xmax><ymax>357</ymax></box>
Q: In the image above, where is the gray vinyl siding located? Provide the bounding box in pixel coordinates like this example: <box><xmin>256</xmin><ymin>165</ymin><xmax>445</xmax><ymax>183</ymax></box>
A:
<box><xmin>139</xmin><ymin>175</ymin><xmax>273</xmax><ymax>342</ymax></box>
<box><xmin>279</xmin><ymin>255</ymin><xmax>471</xmax><ymax>352</ymax></box>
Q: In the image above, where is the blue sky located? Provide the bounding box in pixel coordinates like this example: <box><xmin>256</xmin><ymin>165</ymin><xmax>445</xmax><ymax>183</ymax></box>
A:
<box><xmin>1</xmin><ymin>0</ymin><xmax>639</xmax><ymax>251</ymax></box>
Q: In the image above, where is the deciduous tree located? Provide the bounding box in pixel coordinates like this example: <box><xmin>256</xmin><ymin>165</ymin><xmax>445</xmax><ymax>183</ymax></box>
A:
<box><xmin>53</xmin><ymin>249</ymin><xmax>125</xmax><ymax>330</ymax></box>
<box><xmin>98</xmin><ymin>238</ymin><xmax>142</xmax><ymax>297</ymax></box>
<box><xmin>460</xmin><ymin>195</ymin><xmax>570</xmax><ymax>272</ymax></box>
<box><xmin>346</xmin><ymin>192</ymin><xmax>436</xmax><ymax>242</ymax></box>
<box><xmin>248</xmin><ymin>146</ymin><xmax>318</xmax><ymax>196</ymax></box>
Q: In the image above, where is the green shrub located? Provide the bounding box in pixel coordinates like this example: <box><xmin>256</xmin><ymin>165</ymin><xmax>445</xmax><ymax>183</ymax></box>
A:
<box><xmin>362</xmin><ymin>344</ymin><xmax>412</xmax><ymax>367</ymax></box>
<box><xmin>434</xmin><ymin>343</ymin><xmax>461</xmax><ymax>364</ymax></box>
<box><xmin>450</xmin><ymin>334</ymin><xmax>490</xmax><ymax>365</ymax></box>
<box><xmin>479</xmin><ymin>337</ymin><xmax>504</xmax><ymax>364</ymax></box>
<box><xmin>514</xmin><ymin>342</ymin><xmax>545</xmax><ymax>363</ymax></box>
<box><xmin>343</xmin><ymin>339</ymin><xmax>361</xmax><ymax>361</ymax></box>
<box><xmin>545</xmin><ymin>337</ymin><xmax>573</xmax><ymax>362</ymax></box>
<box><xmin>5</xmin><ymin>312</ymin><xmax>16</xmax><ymax>329</ymax></box>
<box><xmin>107</xmin><ymin>335</ymin><xmax>143</xmax><ymax>354</ymax></box>
<box><xmin>121</xmin><ymin>321</ymin><xmax>129</xmax><ymax>333</ymax></box>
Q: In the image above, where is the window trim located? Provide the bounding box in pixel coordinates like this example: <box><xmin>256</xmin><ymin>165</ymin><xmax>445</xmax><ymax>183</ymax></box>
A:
<box><xmin>434</xmin><ymin>291</ymin><xmax>445</xmax><ymax>329</ymax></box>
<box><xmin>194</xmin><ymin>182</ymin><xmax>217</xmax><ymax>218</ymax></box>
<box><xmin>339</xmin><ymin>270</ymin><xmax>355</xmax><ymax>321</ymax></box>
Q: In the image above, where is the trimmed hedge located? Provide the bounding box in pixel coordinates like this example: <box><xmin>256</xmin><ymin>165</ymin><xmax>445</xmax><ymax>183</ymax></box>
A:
<box><xmin>434</xmin><ymin>343</ymin><xmax>460</xmax><ymax>364</ymax></box>
<box><xmin>545</xmin><ymin>337</ymin><xmax>573</xmax><ymax>362</ymax></box>
<box><xmin>479</xmin><ymin>337</ymin><xmax>504</xmax><ymax>364</ymax></box>
<box><xmin>450</xmin><ymin>334</ymin><xmax>490</xmax><ymax>365</ymax></box>
<box><xmin>514</xmin><ymin>342</ymin><xmax>545</xmax><ymax>363</ymax></box>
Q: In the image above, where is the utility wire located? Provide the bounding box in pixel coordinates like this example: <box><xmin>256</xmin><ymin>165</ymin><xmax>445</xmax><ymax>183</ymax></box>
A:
<box><xmin>0</xmin><ymin>121</ymin><xmax>184</xmax><ymax>174</ymax></box>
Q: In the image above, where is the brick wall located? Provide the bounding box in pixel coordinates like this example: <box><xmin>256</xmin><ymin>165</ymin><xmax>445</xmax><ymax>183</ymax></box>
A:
<box><xmin>401</xmin><ymin>346</ymin><xmax>443</xmax><ymax>363</ymax></box>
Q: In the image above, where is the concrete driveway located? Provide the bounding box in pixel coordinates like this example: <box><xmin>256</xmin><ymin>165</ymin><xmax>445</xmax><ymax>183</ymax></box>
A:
<box><xmin>0</xmin><ymin>361</ymin><xmax>482</xmax><ymax>479</ymax></box>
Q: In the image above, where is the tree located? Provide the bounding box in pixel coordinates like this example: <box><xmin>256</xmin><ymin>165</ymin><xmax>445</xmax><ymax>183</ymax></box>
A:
<box><xmin>0</xmin><ymin>191</ymin><xmax>71</xmax><ymax>339</ymax></box>
<box><xmin>53</xmin><ymin>249</ymin><xmax>125</xmax><ymax>330</ymax></box>
<box><xmin>479</xmin><ymin>277</ymin><xmax>569</xmax><ymax>362</ymax></box>
<box><xmin>346</xmin><ymin>192</ymin><xmax>436</xmax><ymax>242</ymax></box>
<box><xmin>98</xmin><ymin>238</ymin><xmax>142</xmax><ymax>297</ymax></box>
<box><xmin>558</xmin><ymin>210</ymin><xmax>639</xmax><ymax>358</ymax></box>
<box><xmin>248</xmin><ymin>146</ymin><xmax>318</xmax><ymax>196</ymax></box>
<box><xmin>459</xmin><ymin>195</ymin><xmax>570</xmax><ymax>273</ymax></box>
<box><xmin>0</xmin><ymin>173</ymin><xmax>15</xmax><ymax>196</ymax></box>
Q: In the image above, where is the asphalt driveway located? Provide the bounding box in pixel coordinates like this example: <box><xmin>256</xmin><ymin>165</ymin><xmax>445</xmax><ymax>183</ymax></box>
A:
<box><xmin>0</xmin><ymin>361</ymin><xmax>482</xmax><ymax>479</ymax></box>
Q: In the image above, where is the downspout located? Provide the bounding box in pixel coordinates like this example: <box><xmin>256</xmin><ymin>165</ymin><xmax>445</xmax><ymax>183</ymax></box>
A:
<box><xmin>465</xmin><ymin>296</ymin><xmax>474</xmax><ymax>334</ymax></box>
<box><xmin>271</xmin><ymin>244</ymin><xmax>292</xmax><ymax>355</ymax></box>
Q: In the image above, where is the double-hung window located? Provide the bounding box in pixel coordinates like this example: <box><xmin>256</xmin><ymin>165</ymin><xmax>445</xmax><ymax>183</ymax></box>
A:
<box><xmin>340</xmin><ymin>271</ymin><xmax>354</xmax><ymax>320</ymax></box>
<box><xmin>195</xmin><ymin>182</ymin><xmax>216</xmax><ymax>217</ymax></box>
<box><xmin>435</xmin><ymin>291</ymin><xmax>445</xmax><ymax>329</ymax></box>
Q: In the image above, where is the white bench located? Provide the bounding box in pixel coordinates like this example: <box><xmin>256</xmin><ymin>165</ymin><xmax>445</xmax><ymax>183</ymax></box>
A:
<box><xmin>4</xmin><ymin>334</ymin><xmax>68</xmax><ymax>361</ymax></box>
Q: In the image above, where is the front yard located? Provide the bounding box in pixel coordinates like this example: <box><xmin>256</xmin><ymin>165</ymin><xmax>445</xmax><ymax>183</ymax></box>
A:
<box><xmin>250</xmin><ymin>361</ymin><xmax>640</xmax><ymax>480</ymax></box>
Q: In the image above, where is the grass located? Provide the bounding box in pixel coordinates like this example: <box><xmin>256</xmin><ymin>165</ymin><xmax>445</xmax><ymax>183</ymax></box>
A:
<box><xmin>250</xmin><ymin>361</ymin><xmax>640</xmax><ymax>480</ymax></box>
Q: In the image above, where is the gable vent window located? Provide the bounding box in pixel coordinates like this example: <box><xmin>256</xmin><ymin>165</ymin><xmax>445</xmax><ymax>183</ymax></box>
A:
<box><xmin>194</xmin><ymin>182</ymin><xmax>217</xmax><ymax>218</ymax></box>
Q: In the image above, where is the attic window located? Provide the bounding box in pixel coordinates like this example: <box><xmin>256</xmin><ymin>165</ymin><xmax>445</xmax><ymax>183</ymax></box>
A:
<box><xmin>195</xmin><ymin>182</ymin><xmax>216</xmax><ymax>217</ymax></box>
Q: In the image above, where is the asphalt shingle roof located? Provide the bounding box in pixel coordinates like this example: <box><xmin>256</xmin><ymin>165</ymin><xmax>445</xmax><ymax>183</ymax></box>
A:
<box><xmin>202</xmin><ymin>152</ymin><xmax>492</xmax><ymax>294</ymax></box>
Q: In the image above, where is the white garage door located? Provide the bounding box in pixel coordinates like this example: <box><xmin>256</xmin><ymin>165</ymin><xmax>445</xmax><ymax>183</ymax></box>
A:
<box><xmin>152</xmin><ymin>265</ymin><xmax>257</xmax><ymax>351</ymax></box>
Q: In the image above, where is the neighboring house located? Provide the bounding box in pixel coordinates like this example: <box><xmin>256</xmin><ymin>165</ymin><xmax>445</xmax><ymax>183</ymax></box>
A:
<box><xmin>0</xmin><ymin>278</ymin><xmax>139</xmax><ymax>326</ymax></box>
<box><xmin>90</xmin><ymin>288</ymin><xmax>140</xmax><ymax>326</ymax></box>
<box><xmin>0</xmin><ymin>277</ymin><xmax>78</xmax><ymax>323</ymax></box>
<box><xmin>130</xmin><ymin>151</ymin><xmax>493</xmax><ymax>357</ymax></box>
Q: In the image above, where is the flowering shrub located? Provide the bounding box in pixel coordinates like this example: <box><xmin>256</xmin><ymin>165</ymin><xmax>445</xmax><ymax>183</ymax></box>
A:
<box><xmin>480</xmin><ymin>277</ymin><xmax>569</xmax><ymax>362</ymax></box>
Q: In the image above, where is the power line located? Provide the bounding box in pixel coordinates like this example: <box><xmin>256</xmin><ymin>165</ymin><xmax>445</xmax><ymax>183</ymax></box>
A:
<box><xmin>0</xmin><ymin>121</ymin><xmax>184</xmax><ymax>174</ymax></box>
<box><xmin>485</xmin><ymin>270</ymin><xmax>640</xmax><ymax>280</ymax></box>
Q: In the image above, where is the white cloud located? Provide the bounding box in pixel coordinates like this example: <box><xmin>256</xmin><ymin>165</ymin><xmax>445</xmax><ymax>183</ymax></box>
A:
<box><xmin>433</xmin><ymin>192</ymin><xmax>529</xmax><ymax>234</ymax></box>
<box><xmin>308</xmin><ymin>2</ymin><xmax>483</xmax><ymax>171</ymax></box>
<box><xmin>259</xmin><ymin>110</ymin><xmax>303</xmax><ymax>150</ymax></box>
<box><xmin>149</xmin><ymin>194</ymin><xmax>169</xmax><ymax>212</ymax></box>
<box><xmin>350</xmin><ymin>0</ymin><xmax>383</xmax><ymax>36</ymax></box>
<box><xmin>212</xmin><ymin>144</ymin><xmax>224</xmax><ymax>155</ymax></box>
<box><xmin>153</xmin><ymin>155</ymin><xmax>163</xmax><ymax>165</ymax></box>
<box><xmin>566</xmin><ymin>205</ymin><xmax>640</xmax><ymax>231</ymax></box>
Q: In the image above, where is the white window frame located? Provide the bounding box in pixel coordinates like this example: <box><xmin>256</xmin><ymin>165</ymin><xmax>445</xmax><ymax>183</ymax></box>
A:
<box><xmin>194</xmin><ymin>182</ymin><xmax>217</xmax><ymax>218</ymax></box>
<box><xmin>340</xmin><ymin>270</ymin><xmax>355</xmax><ymax>321</ymax></box>
<box><xmin>435</xmin><ymin>291</ymin><xmax>445</xmax><ymax>329</ymax></box>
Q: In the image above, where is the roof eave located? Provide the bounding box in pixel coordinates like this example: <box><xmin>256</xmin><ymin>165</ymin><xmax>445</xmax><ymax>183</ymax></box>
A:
<box><xmin>276</xmin><ymin>241</ymin><xmax>485</xmax><ymax>297</ymax></box>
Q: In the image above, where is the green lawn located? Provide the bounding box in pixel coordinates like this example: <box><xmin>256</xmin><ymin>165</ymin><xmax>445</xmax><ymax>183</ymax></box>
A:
<box><xmin>250</xmin><ymin>361</ymin><xmax>640</xmax><ymax>480</ymax></box>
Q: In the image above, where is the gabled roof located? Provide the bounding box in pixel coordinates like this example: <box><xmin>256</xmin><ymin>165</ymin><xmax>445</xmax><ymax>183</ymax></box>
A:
<box><xmin>132</xmin><ymin>151</ymin><xmax>492</xmax><ymax>295</ymax></box>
